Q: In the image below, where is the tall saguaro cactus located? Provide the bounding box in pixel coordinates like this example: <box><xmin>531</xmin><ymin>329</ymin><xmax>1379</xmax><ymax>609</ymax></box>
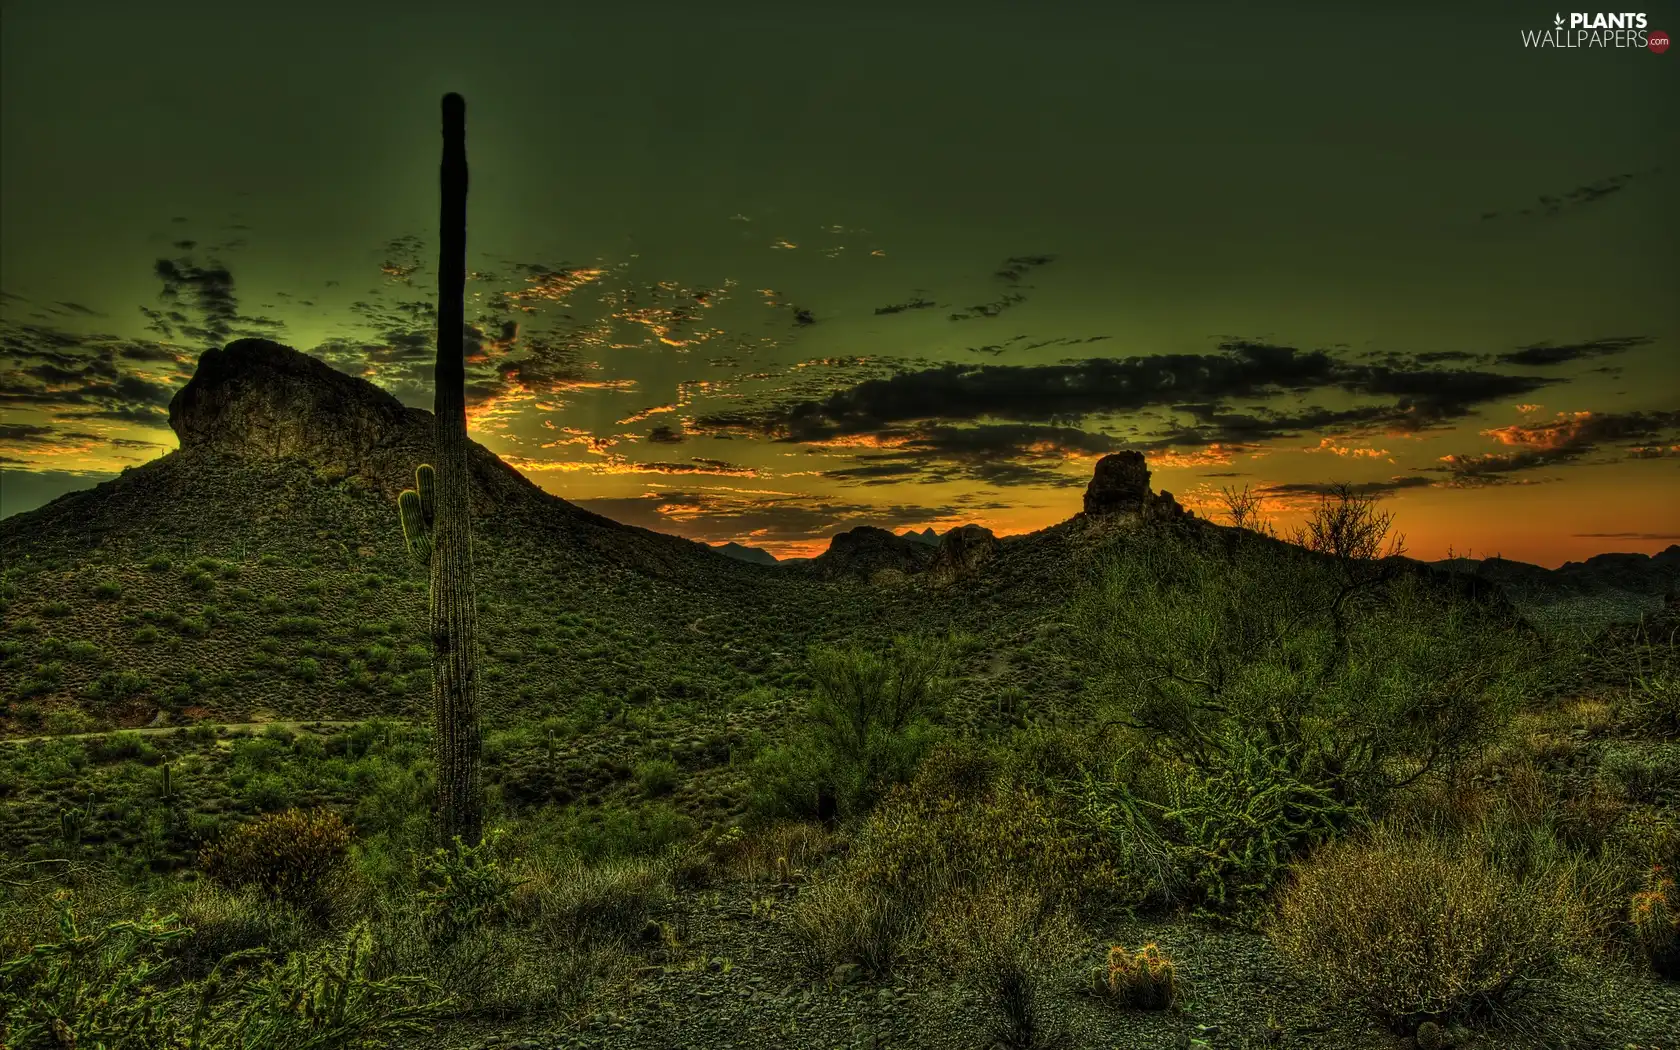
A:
<box><xmin>428</xmin><ymin>91</ymin><xmax>483</xmax><ymax>848</ymax></box>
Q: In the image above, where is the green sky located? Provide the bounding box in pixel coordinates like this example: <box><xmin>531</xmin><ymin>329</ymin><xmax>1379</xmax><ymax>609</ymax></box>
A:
<box><xmin>2</xmin><ymin>1</ymin><xmax>1675</xmax><ymax>564</ymax></box>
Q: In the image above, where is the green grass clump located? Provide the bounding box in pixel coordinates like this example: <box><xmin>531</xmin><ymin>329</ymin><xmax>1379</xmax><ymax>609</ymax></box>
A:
<box><xmin>748</xmin><ymin>634</ymin><xmax>952</xmax><ymax>822</ymax></box>
<box><xmin>634</xmin><ymin>758</ymin><xmax>679</xmax><ymax>797</ymax></box>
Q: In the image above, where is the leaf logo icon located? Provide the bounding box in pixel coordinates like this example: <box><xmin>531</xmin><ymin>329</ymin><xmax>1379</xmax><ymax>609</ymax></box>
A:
<box><xmin>1554</xmin><ymin>13</ymin><xmax>1565</xmax><ymax>26</ymax></box>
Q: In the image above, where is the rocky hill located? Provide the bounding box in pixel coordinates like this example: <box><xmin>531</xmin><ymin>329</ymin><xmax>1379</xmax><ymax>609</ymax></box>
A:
<box><xmin>0</xmin><ymin>340</ymin><xmax>908</xmax><ymax>733</ymax></box>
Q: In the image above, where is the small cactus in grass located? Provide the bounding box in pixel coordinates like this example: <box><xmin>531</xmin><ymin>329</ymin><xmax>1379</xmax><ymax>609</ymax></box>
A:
<box><xmin>397</xmin><ymin>464</ymin><xmax>436</xmax><ymax>564</ymax></box>
<box><xmin>1415</xmin><ymin>1020</ymin><xmax>1445</xmax><ymax>1050</ymax></box>
<box><xmin>1093</xmin><ymin>942</ymin><xmax>1177</xmax><ymax>1009</ymax></box>
<box><xmin>1630</xmin><ymin>865</ymin><xmax>1680</xmax><ymax>977</ymax></box>
<box><xmin>159</xmin><ymin>761</ymin><xmax>173</xmax><ymax>800</ymax></box>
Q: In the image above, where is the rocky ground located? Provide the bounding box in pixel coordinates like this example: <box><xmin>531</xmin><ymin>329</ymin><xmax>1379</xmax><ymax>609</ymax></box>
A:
<box><xmin>429</xmin><ymin>879</ymin><xmax>1680</xmax><ymax>1050</ymax></box>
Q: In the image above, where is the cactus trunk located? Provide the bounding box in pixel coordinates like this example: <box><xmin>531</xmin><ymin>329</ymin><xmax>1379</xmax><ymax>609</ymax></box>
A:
<box><xmin>431</xmin><ymin>92</ymin><xmax>484</xmax><ymax>849</ymax></box>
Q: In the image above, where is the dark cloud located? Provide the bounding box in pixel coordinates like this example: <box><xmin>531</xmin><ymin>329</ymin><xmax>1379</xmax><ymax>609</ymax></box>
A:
<box><xmin>695</xmin><ymin>340</ymin><xmax>1556</xmax><ymax>447</ymax></box>
<box><xmin>818</xmin><ymin>423</ymin><xmax>1123</xmax><ymax>489</ymax></box>
<box><xmin>1496</xmin><ymin>336</ymin><xmax>1652</xmax><ymax>367</ymax></box>
<box><xmin>949</xmin><ymin>291</ymin><xmax>1026</xmax><ymax>322</ymax></box>
<box><xmin>1264</xmin><ymin>476</ymin><xmax>1435</xmax><ymax>497</ymax></box>
<box><xmin>646</xmin><ymin>424</ymin><xmax>685</xmax><ymax>444</ymax></box>
<box><xmin>148</xmin><ymin>253</ymin><xmax>285</xmax><ymax>348</ymax></box>
<box><xmin>874</xmin><ymin>297</ymin><xmax>936</xmax><ymax>316</ymax></box>
<box><xmin>1480</xmin><ymin>167</ymin><xmax>1657</xmax><ymax>221</ymax></box>
<box><xmin>0</xmin><ymin>423</ymin><xmax>58</xmax><ymax>444</ymax></box>
<box><xmin>380</xmin><ymin>234</ymin><xmax>426</xmax><ymax>283</ymax></box>
<box><xmin>573</xmin><ymin>488</ymin><xmax>999</xmax><ymax>549</ymax></box>
<box><xmin>0</xmin><ymin>314</ymin><xmax>187</xmax><ymax>427</ymax></box>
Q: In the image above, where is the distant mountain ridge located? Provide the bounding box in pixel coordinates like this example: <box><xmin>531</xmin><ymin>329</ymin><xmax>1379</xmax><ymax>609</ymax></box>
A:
<box><xmin>1432</xmin><ymin>548</ymin><xmax>1680</xmax><ymax>627</ymax></box>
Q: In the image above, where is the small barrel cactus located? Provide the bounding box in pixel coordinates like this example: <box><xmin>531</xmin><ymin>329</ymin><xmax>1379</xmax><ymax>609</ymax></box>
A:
<box><xmin>1095</xmin><ymin>943</ymin><xmax>1177</xmax><ymax>1009</ymax></box>
<box><xmin>1415</xmin><ymin>1020</ymin><xmax>1445</xmax><ymax>1050</ymax></box>
<box><xmin>1631</xmin><ymin>866</ymin><xmax>1680</xmax><ymax>977</ymax></box>
<box><xmin>397</xmin><ymin>464</ymin><xmax>437</xmax><ymax>565</ymax></box>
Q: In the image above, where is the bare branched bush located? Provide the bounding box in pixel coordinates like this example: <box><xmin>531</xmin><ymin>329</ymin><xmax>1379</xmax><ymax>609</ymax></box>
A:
<box><xmin>1217</xmin><ymin>484</ymin><xmax>1275</xmax><ymax>537</ymax></box>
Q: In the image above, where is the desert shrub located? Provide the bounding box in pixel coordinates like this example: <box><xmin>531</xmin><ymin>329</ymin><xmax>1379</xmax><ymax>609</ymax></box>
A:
<box><xmin>1091</xmin><ymin>942</ymin><xmax>1178</xmax><ymax>1009</ymax></box>
<box><xmin>1159</xmin><ymin>730</ymin><xmax>1356</xmax><ymax>912</ymax></box>
<box><xmin>535</xmin><ymin>802</ymin><xmax>694</xmax><ymax>863</ymax></box>
<box><xmin>635</xmin><ymin>758</ymin><xmax>680</xmax><ymax>796</ymax></box>
<box><xmin>1064</xmin><ymin>530</ymin><xmax>1534</xmax><ymax>811</ymax></box>
<box><xmin>92</xmin><ymin>579</ymin><xmax>123</xmax><ymax>599</ymax></box>
<box><xmin>790</xmin><ymin>770</ymin><xmax>1117</xmax><ymax>975</ymax></box>
<box><xmin>413</xmin><ymin>834</ymin><xmax>526</xmax><ymax>943</ymax></box>
<box><xmin>788</xmin><ymin>878</ymin><xmax>916</xmax><ymax>977</ymax></box>
<box><xmin>1602</xmin><ymin>747</ymin><xmax>1680</xmax><ymax>804</ymax></box>
<box><xmin>706</xmin><ymin>819</ymin><xmax>838</xmax><ymax>885</ymax></box>
<box><xmin>923</xmin><ymin>882</ymin><xmax>1084</xmax><ymax>1049</ymax></box>
<box><xmin>0</xmin><ymin>892</ymin><xmax>219</xmax><ymax>1048</ymax></box>
<box><xmin>199</xmin><ymin>807</ymin><xmax>353</xmax><ymax>914</ymax></box>
<box><xmin>87</xmin><ymin>731</ymin><xmax>160</xmax><ymax>765</ymax></box>
<box><xmin>1271</xmin><ymin>827</ymin><xmax>1582</xmax><ymax>1029</ymax></box>
<box><xmin>749</xmin><ymin>634</ymin><xmax>951</xmax><ymax>821</ymax></box>
<box><xmin>1629</xmin><ymin>866</ymin><xmax>1680</xmax><ymax>977</ymax></box>
<box><xmin>222</xmin><ymin>922</ymin><xmax>448</xmax><ymax>1047</ymax></box>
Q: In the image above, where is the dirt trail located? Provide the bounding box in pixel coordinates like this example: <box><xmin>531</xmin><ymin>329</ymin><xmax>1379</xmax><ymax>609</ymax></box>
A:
<box><xmin>0</xmin><ymin>719</ymin><xmax>373</xmax><ymax>746</ymax></box>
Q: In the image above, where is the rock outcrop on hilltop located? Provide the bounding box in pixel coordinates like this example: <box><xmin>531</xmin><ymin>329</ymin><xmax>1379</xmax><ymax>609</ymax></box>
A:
<box><xmin>928</xmin><ymin>524</ymin><xmax>998</xmax><ymax>583</ymax></box>
<box><xmin>170</xmin><ymin>339</ymin><xmax>422</xmax><ymax>471</ymax></box>
<box><xmin>166</xmin><ymin>338</ymin><xmax>547</xmax><ymax>513</ymax></box>
<box><xmin>805</xmin><ymin>525</ymin><xmax>938</xmax><ymax>580</ymax></box>
<box><xmin>1082</xmin><ymin>451</ymin><xmax>1189</xmax><ymax>521</ymax></box>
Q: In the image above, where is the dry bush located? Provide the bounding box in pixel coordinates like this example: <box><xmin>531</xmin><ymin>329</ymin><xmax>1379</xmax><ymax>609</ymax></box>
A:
<box><xmin>198</xmin><ymin>807</ymin><xmax>352</xmax><ymax>913</ymax></box>
<box><xmin>786</xmin><ymin>770</ymin><xmax>1115</xmax><ymax>978</ymax></box>
<box><xmin>166</xmin><ymin>881</ymin><xmax>312</xmax><ymax>978</ymax></box>
<box><xmin>788</xmin><ymin>878</ymin><xmax>916</xmax><ymax>978</ymax></box>
<box><xmin>1271</xmin><ymin>826</ymin><xmax>1584</xmax><ymax>1029</ymax></box>
<box><xmin>923</xmin><ymin>882</ymin><xmax>1085</xmax><ymax>1049</ymax></box>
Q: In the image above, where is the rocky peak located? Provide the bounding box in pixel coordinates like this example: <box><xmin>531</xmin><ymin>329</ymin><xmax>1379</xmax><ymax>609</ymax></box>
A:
<box><xmin>808</xmin><ymin>525</ymin><xmax>937</xmax><ymax>580</ymax></box>
<box><xmin>168</xmin><ymin>338</ymin><xmax>425</xmax><ymax>472</ymax></box>
<box><xmin>929</xmin><ymin>524</ymin><xmax>998</xmax><ymax>582</ymax></box>
<box><xmin>1082</xmin><ymin>451</ymin><xmax>1188</xmax><ymax>521</ymax></box>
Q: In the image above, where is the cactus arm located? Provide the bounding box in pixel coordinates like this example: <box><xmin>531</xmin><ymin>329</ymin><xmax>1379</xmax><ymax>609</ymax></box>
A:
<box><xmin>399</xmin><ymin>489</ymin><xmax>433</xmax><ymax>564</ymax></box>
<box><xmin>416</xmin><ymin>463</ymin><xmax>437</xmax><ymax>526</ymax></box>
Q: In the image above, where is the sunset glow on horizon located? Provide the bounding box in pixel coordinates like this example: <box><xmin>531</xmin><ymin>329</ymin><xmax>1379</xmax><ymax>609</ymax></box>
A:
<box><xmin>2</xmin><ymin>3</ymin><xmax>1675</xmax><ymax>568</ymax></box>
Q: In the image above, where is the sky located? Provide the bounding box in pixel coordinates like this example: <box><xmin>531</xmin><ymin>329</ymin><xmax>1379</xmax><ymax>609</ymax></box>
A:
<box><xmin>1</xmin><ymin>1</ymin><xmax>1676</xmax><ymax>565</ymax></box>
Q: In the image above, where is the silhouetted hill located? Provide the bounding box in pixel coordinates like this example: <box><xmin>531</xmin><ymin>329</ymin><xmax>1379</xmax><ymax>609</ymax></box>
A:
<box><xmin>1432</xmin><ymin>546</ymin><xmax>1680</xmax><ymax>627</ymax></box>
<box><xmin>710</xmin><ymin>542</ymin><xmax>779</xmax><ymax>566</ymax></box>
<box><xmin>803</xmin><ymin>526</ymin><xmax>938</xmax><ymax>581</ymax></box>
